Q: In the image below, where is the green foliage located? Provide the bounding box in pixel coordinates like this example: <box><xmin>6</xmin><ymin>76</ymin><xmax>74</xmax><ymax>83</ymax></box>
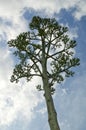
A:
<box><xmin>36</xmin><ymin>84</ymin><xmax>43</xmax><ymax>91</ymax></box>
<box><xmin>8</xmin><ymin>16</ymin><xmax>80</xmax><ymax>94</ymax></box>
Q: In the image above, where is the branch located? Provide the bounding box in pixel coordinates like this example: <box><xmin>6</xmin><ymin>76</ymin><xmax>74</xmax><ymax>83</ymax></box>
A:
<box><xmin>13</xmin><ymin>73</ymin><xmax>41</xmax><ymax>83</ymax></box>
<box><xmin>28</xmin><ymin>73</ymin><xmax>41</xmax><ymax>77</ymax></box>
<box><xmin>51</xmin><ymin>35</ymin><xmax>59</xmax><ymax>43</ymax></box>
<box><xmin>29</xmin><ymin>38</ymin><xmax>41</xmax><ymax>41</ymax></box>
<box><xmin>46</xmin><ymin>53</ymin><xmax>57</xmax><ymax>60</ymax></box>
<box><xmin>50</xmin><ymin>49</ymin><xmax>65</xmax><ymax>57</ymax></box>
<box><xmin>46</xmin><ymin>40</ymin><xmax>52</xmax><ymax>55</ymax></box>
<box><xmin>49</xmin><ymin>43</ymin><xmax>72</xmax><ymax>58</ymax></box>
<box><xmin>45</xmin><ymin>49</ymin><xmax>65</xmax><ymax>61</ymax></box>
<box><xmin>49</xmin><ymin>63</ymin><xmax>75</xmax><ymax>85</ymax></box>
<box><xmin>30</xmin><ymin>56</ymin><xmax>42</xmax><ymax>76</ymax></box>
<box><xmin>25</xmin><ymin>49</ymin><xmax>41</xmax><ymax>63</ymax></box>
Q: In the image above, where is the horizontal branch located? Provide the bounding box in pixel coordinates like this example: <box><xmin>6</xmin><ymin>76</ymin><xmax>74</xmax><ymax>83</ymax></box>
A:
<box><xmin>45</xmin><ymin>49</ymin><xmax>65</xmax><ymax>60</ymax></box>
<box><xmin>49</xmin><ymin>44</ymin><xmax>72</xmax><ymax>58</ymax></box>
<box><xmin>46</xmin><ymin>53</ymin><xmax>56</xmax><ymax>60</ymax></box>
<box><xmin>12</xmin><ymin>73</ymin><xmax>42</xmax><ymax>82</ymax></box>
<box><xmin>29</xmin><ymin>38</ymin><xmax>41</xmax><ymax>41</ymax></box>
<box><xmin>28</xmin><ymin>73</ymin><xmax>41</xmax><ymax>77</ymax></box>
<box><xmin>50</xmin><ymin>49</ymin><xmax>65</xmax><ymax>57</ymax></box>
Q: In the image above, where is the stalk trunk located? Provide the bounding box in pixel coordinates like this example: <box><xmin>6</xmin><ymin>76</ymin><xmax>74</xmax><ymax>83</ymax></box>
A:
<box><xmin>41</xmin><ymin>38</ymin><xmax>60</xmax><ymax>130</ymax></box>
<box><xmin>42</xmin><ymin>61</ymin><xmax>60</xmax><ymax>130</ymax></box>
<box><xmin>42</xmin><ymin>74</ymin><xmax>60</xmax><ymax>130</ymax></box>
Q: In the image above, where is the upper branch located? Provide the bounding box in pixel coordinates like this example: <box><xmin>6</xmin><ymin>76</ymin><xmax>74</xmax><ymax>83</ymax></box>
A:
<box><xmin>25</xmin><ymin>49</ymin><xmax>41</xmax><ymax>63</ymax></box>
<box><xmin>30</xmin><ymin>55</ymin><xmax>42</xmax><ymax>76</ymax></box>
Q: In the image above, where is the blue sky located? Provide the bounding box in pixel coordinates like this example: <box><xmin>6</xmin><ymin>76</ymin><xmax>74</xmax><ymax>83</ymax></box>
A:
<box><xmin>0</xmin><ymin>0</ymin><xmax>86</xmax><ymax>130</ymax></box>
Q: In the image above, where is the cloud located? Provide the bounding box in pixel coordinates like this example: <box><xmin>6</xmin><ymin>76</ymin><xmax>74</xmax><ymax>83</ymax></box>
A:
<box><xmin>0</xmin><ymin>0</ymin><xmax>85</xmax><ymax>18</ymax></box>
<box><xmin>0</xmin><ymin>77</ymin><xmax>43</xmax><ymax>126</ymax></box>
<box><xmin>0</xmin><ymin>45</ymin><xmax>43</xmax><ymax>126</ymax></box>
<box><xmin>55</xmin><ymin>73</ymin><xmax>86</xmax><ymax>130</ymax></box>
<box><xmin>73</xmin><ymin>0</ymin><xmax>86</xmax><ymax>20</ymax></box>
<box><xmin>0</xmin><ymin>0</ymin><xmax>86</xmax><ymax>41</ymax></box>
<box><xmin>0</xmin><ymin>17</ymin><xmax>28</xmax><ymax>41</ymax></box>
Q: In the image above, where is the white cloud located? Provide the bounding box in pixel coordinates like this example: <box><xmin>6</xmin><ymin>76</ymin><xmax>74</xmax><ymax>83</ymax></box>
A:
<box><xmin>0</xmin><ymin>17</ymin><xmax>28</xmax><ymax>41</ymax></box>
<box><xmin>0</xmin><ymin>45</ymin><xmax>43</xmax><ymax>126</ymax></box>
<box><xmin>0</xmin><ymin>0</ymin><xmax>86</xmax><ymax>41</ymax></box>
<box><xmin>0</xmin><ymin>77</ymin><xmax>43</xmax><ymax>126</ymax></box>
<box><xmin>56</xmin><ymin>73</ymin><xmax>86</xmax><ymax>130</ymax></box>
<box><xmin>73</xmin><ymin>0</ymin><xmax>86</xmax><ymax>20</ymax></box>
<box><xmin>68</xmin><ymin>27</ymin><xmax>78</xmax><ymax>39</ymax></box>
<box><xmin>0</xmin><ymin>0</ymin><xmax>85</xmax><ymax>20</ymax></box>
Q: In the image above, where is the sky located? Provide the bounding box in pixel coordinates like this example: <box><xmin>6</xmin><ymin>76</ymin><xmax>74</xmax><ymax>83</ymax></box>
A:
<box><xmin>0</xmin><ymin>0</ymin><xmax>86</xmax><ymax>130</ymax></box>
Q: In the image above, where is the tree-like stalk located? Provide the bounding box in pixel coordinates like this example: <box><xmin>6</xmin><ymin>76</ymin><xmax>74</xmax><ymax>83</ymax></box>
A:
<box><xmin>8</xmin><ymin>16</ymin><xmax>80</xmax><ymax>130</ymax></box>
